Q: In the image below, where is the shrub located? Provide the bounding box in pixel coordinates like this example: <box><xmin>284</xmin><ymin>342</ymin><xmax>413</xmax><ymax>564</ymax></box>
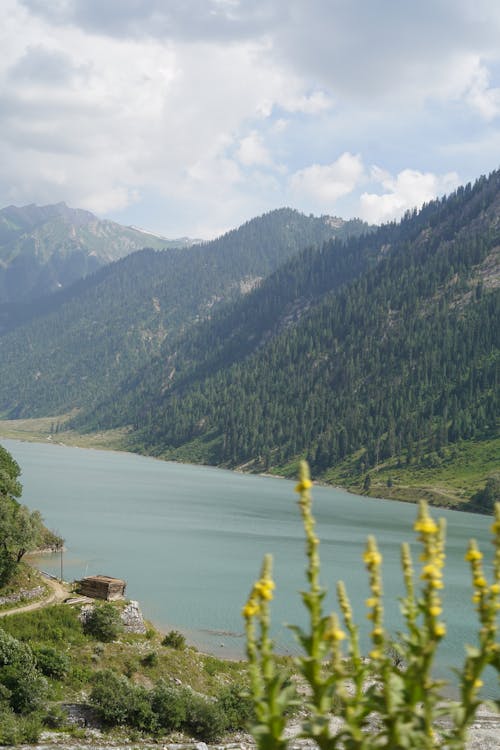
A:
<box><xmin>184</xmin><ymin>692</ymin><xmax>227</xmax><ymax>742</ymax></box>
<box><xmin>217</xmin><ymin>683</ymin><xmax>254</xmax><ymax>730</ymax></box>
<box><xmin>150</xmin><ymin>680</ymin><xmax>186</xmax><ymax>731</ymax></box>
<box><xmin>162</xmin><ymin>630</ymin><xmax>186</xmax><ymax>650</ymax></box>
<box><xmin>0</xmin><ymin>707</ymin><xmax>21</xmax><ymax>746</ymax></box>
<box><xmin>242</xmin><ymin>461</ymin><xmax>500</xmax><ymax>750</ymax></box>
<box><xmin>126</xmin><ymin>685</ymin><xmax>157</xmax><ymax>733</ymax></box>
<box><xmin>83</xmin><ymin>603</ymin><xmax>122</xmax><ymax>642</ymax></box>
<box><xmin>34</xmin><ymin>646</ymin><xmax>70</xmax><ymax>679</ymax></box>
<box><xmin>141</xmin><ymin>651</ymin><xmax>158</xmax><ymax>667</ymax></box>
<box><xmin>90</xmin><ymin>670</ymin><xmax>133</xmax><ymax>725</ymax></box>
<box><xmin>43</xmin><ymin>704</ymin><xmax>70</xmax><ymax>729</ymax></box>
<box><xmin>0</xmin><ymin>628</ymin><xmax>47</xmax><ymax>714</ymax></box>
<box><xmin>90</xmin><ymin>670</ymin><xmax>157</xmax><ymax>732</ymax></box>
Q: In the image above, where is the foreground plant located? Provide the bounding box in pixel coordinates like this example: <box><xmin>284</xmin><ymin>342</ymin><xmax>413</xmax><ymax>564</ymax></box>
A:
<box><xmin>243</xmin><ymin>461</ymin><xmax>500</xmax><ymax>750</ymax></box>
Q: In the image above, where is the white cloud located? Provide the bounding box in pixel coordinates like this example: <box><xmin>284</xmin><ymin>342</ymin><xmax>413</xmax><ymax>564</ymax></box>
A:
<box><xmin>463</xmin><ymin>60</ymin><xmax>500</xmax><ymax>120</ymax></box>
<box><xmin>236</xmin><ymin>131</ymin><xmax>273</xmax><ymax>166</ymax></box>
<box><xmin>1</xmin><ymin>0</ymin><xmax>499</xmax><ymax>236</ymax></box>
<box><xmin>359</xmin><ymin>169</ymin><xmax>460</xmax><ymax>224</ymax></box>
<box><xmin>289</xmin><ymin>152</ymin><xmax>364</xmax><ymax>205</ymax></box>
<box><xmin>280</xmin><ymin>90</ymin><xmax>332</xmax><ymax>114</ymax></box>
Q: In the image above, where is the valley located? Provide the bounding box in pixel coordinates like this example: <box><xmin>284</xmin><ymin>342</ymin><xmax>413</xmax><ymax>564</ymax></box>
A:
<box><xmin>0</xmin><ymin>173</ymin><xmax>499</xmax><ymax>513</ymax></box>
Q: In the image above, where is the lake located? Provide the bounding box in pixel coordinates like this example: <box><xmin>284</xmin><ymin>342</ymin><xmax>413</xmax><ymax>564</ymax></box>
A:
<box><xmin>2</xmin><ymin>438</ymin><xmax>497</xmax><ymax>697</ymax></box>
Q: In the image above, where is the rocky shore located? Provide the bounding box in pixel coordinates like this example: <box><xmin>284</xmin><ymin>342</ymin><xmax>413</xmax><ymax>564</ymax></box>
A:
<box><xmin>10</xmin><ymin>703</ymin><xmax>499</xmax><ymax>750</ymax></box>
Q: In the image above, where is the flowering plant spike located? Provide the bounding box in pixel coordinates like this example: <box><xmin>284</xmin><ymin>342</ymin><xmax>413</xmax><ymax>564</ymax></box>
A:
<box><xmin>243</xmin><ymin>461</ymin><xmax>500</xmax><ymax>750</ymax></box>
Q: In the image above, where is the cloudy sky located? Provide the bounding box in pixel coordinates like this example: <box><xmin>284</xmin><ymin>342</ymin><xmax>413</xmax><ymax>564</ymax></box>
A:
<box><xmin>1</xmin><ymin>0</ymin><xmax>500</xmax><ymax>238</ymax></box>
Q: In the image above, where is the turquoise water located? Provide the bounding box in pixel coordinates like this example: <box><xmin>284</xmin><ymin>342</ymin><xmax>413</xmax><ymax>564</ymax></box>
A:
<box><xmin>2</xmin><ymin>438</ymin><xmax>497</xmax><ymax>698</ymax></box>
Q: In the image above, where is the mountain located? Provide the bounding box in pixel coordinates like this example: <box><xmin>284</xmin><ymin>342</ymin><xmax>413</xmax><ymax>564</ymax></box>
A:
<box><xmin>72</xmin><ymin>171</ymin><xmax>499</xmax><ymax>506</ymax></box>
<box><xmin>0</xmin><ymin>208</ymin><xmax>369</xmax><ymax>418</ymax></box>
<box><xmin>0</xmin><ymin>201</ymin><xmax>193</xmax><ymax>308</ymax></box>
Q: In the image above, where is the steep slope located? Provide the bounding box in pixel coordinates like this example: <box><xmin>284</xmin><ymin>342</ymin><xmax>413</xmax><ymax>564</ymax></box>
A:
<box><xmin>0</xmin><ymin>208</ymin><xmax>368</xmax><ymax>418</ymax></box>
<box><xmin>79</xmin><ymin>171</ymin><xmax>499</xmax><ymax>496</ymax></box>
<box><xmin>0</xmin><ymin>201</ymin><xmax>190</xmax><ymax>309</ymax></box>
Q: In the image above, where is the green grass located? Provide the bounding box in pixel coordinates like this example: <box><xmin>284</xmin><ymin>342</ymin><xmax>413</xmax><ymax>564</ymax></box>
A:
<box><xmin>0</xmin><ymin>600</ymin><xmax>251</xmax><ymax>701</ymax></box>
<box><xmin>0</xmin><ymin>414</ymin><xmax>130</xmax><ymax>451</ymax></box>
<box><xmin>323</xmin><ymin>436</ymin><xmax>500</xmax><ymax>511</ymax></box>
<box><xmin>0</xmin><ymin>563</ymin><xmax>49</xmax><ymax>609</ymax></box>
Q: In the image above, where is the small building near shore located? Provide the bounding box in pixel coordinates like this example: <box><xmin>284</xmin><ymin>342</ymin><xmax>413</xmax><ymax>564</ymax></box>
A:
<box><xmin>77</xmin><ymin>575</ymin><xmax>126</xmax><ymax>601</ymax></box>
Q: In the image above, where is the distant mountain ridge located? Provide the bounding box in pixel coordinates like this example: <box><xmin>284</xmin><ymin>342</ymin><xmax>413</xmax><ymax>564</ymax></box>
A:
<box><xmin>0</xmin><ymin>201</ymin><xmax>195</xmax><ymax>305</ymax></box>
<box><xmin>72</xmin><ymin>170</ymin><xmax>499</xmax><ymax>508</ymax></box>
<box><xmin>0</xmin><ymin>207</ymin><xmax>368</xmax><ymax>418</ymax></box>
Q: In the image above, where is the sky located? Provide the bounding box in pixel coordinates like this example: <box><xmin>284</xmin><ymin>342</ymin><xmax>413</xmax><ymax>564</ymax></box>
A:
<box><xmin>1</xmin><ymin>0</ymin><xmax>500</xmax><ymax>239</ymax></box>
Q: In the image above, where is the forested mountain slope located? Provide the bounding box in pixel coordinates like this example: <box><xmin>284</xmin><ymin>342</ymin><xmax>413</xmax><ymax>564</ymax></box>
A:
<box><xmin>0</xmin><ymin>202</ymin><xmax>178</xmax><ymax>310</ymax></box>
<box><xmin>78</xmin><ymin>171</ymin><xmax>499</xmax><ymax>492</ymax></box>
<box><xmin>0</xmin><ymin>209</ymin><xmax>366</xmax><ymax>418</ymax></box>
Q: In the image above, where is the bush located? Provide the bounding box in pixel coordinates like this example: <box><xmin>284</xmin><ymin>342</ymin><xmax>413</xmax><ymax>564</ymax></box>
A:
<box><xmin>0</xmin><ymin>707</ymin><xmax>21</xmax><ymax>746</ymax></box>
<box><xmin>162</xmin><ymin>630</ymin><xmax>186</xmax><ymax>650</ymax></box>
<box><xmin>43</xmin><ymin>704</ymin><xmax>70</xmax><ymax>729</ymax></box>
<box><xmin>83</xmin><ymin>603</ymin><xmax>122</xmax><ymax>642</ymax></box>
<box><xmin>141</xmin><ymin>651</ymin><xmax>158</xmax><ymax>667</ymax></box>
<box><xmin>126</xmin><ymin>686</ymin><xmax>157</xmax><ymax>733</ymax></box>
<box><xmin>90</xmin><ymin>670</ymin><xmax>133</xmax><ymax>725</ymax></box>
<box><xmin>184</xmin><ymin>692</ymin><xmax>227</xmax><ymax>742</ymax></box>
<box><xmin>471</xmin><ymin>472</ymin><xmax>500</xmax><ymax>511</ymax></box>
<box><xmin>0</xmin><ymin>628</ymin><xmax>47</xmax><ymax>714</ymax></box>
<box><xmin>34</xmin><ymin>646</ymin><xmax>70</xmax><ymax>679</ymax></box>
<box><xmin>151</xmin><ymin>681</ymin><xmax>186</xmax><ymax>732</ymax></box>
<box><xmin>90</xmin><ymin>670</ymin><xmax>156</xmax><ymax>732</ymax></box>
<box><xmin>217</xmin><ymin>684</ymin><xmax>254</xmax><ymax>730</ymax></box>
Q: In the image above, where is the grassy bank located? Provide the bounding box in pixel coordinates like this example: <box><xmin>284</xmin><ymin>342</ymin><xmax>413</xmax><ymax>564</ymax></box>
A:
<box><xmin>0</xmin><ymin>591</ymin><xmax>260</xmax><ymax>745</ymax></box>
<box><xmin>1</xmin><ymin>417</ymin><xmax>498</xmax><ymax>512</ymax></box>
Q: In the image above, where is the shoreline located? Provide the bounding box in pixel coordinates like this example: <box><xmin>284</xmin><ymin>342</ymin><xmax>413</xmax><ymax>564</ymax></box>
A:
<box><xmin>0</xmin><ymin>429</ymin><xmax>484</xmax><ymax>516</ymax></box>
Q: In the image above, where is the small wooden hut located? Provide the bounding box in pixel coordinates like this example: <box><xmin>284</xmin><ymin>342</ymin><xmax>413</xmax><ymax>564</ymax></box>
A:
<box><xmin>77</xmin><ymin>575</ymin><xmax>126</xmax><ymax>601</ymax></box>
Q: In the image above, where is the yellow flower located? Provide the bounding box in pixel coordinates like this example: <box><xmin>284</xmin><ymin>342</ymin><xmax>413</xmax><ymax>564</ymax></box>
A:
<box><xmin>295</xmin><ymin>479</ymin><xmax>313</xmax><ymax>493</ymax></box>
<box><xmin>242</xmin><ymin>600</ymin><xmax>260</xmax><ymax>618</ymax></box>
<box><xmin>473</xmin><ymin>577</ymin><xmax>487</xmax><ymax>589</ymax></box>
<box><xmin>365</xmin><ymin>597</ymin><xmax>377</xmax><ymax>608</ymax></box>
<box><xmin>434</xmin><ymin>623</ymin><xmax>446</xmax><ymax>638</ymax></box>
<box><xmin>414</xmin><ymin>518</ymin><xmax>438</xmax><ymax>535</ymax></box>
<box><xmin>363</xmin><ymin>550</ymin><xmax>382</xmax><ymax>566</ymax></box>
<box><xmin>421</xmin><ymin>564</ymin><xmax>442</xmax><ymax>580</ymax></box>
<box><xmin>473</xmin><ymin>679</ymin><xmax>483</xmax><ymax>689</ymax></box>
<box><xmin>464</xmin><ymin>548</ymin><xmax>483</xmax><ymax>562</ymax></box>
<box><xmin>325</xmin><ymin>626</ymin><xmax>346</xmax><ymax>642</ymax></box>
<box><xmin>490</xmin><ymin>583</ymin><xmax>500</xmax><ymax>594</ymax></box>
<box><xmin>371</xmin><ymin>627</ymin><xmax>384</xmax><ymax>638</ymax></box>
<box><xmin>429</xmin><ymin>579</ymin><xmax>444</xmax><ymax>590</ymax></box>
<box><xmin>254</xmin><ymin>577</ymin><xmax>275</xmax><ymax>600</ymax></box>
<box><xmin>369</xmin><ymin>649</ymin><xmax>381</xmax><ymax>660</ymax></box>
<box><xmin>429</xmin><ymin>605</ymin><xmax>442</xmax><ymax>617</ymax></box>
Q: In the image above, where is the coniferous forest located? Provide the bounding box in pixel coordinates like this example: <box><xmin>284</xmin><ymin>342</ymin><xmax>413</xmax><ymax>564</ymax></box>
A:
<box><xmin>0</xmin><ymin>172</ymin><xmax>499</xmax><ymax>508</ymax></box>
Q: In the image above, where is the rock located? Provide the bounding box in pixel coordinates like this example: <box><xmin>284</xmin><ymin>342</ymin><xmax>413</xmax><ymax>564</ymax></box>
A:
<box><xmin>0</xmin><ymin>585</ymin><xmax>45</xmax><ymax>606</ymax></box>
<box><xmin>121</xmin><ymin>599</ymin><xmax>147</xmax><ymax>634</ymax></box>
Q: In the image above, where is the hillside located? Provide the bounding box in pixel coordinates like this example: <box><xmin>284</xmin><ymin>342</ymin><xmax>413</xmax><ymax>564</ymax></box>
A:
<box><xmin>0</xmin><ymin>201</ymin><xmax>191</xmax><ymax>317</ymax></box>
<box><xmin>0</xmin><ymin>208</ymin><xmax>367</xmax><ymax>418</ymax></box>
<box><xmin>73</xmin><ymin>171</ymin><xmax>500</xmax><ymax>508</ymax></box>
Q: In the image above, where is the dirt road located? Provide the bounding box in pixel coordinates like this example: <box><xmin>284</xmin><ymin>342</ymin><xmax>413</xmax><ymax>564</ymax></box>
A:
<box><xmin>0</xmin><ymin>575</ymin><xmax>69</xmax><ymax>618</ymax></box>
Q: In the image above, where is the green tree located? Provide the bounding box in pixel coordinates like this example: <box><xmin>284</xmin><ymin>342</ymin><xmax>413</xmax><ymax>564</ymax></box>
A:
<box><xmin>83</xmin><ymin>603</ymin><xmax>123</xmax><ymax>642</ymax></box>
<box><xmin>472</xmin><ymin>472</ymin><xmax>500</xmax><ymax>511</ymax></box>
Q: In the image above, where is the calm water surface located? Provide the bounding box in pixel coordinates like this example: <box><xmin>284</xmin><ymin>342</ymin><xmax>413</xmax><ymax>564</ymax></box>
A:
<box><xmin>2</xmin><ymin>438</ymin><xmax>497</xmax><ymax>698</ymax></box>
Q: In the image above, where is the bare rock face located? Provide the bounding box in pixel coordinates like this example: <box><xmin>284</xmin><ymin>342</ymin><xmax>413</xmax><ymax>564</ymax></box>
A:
<box><xmin>0</xmin><ymin>585</ymin><xmax>45</xmax><ymax>606</ymax></box>
<box><xmin>121</xmin><ymin>600</ymin><xmax>147</xmax><ymax>634</ymax></box>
